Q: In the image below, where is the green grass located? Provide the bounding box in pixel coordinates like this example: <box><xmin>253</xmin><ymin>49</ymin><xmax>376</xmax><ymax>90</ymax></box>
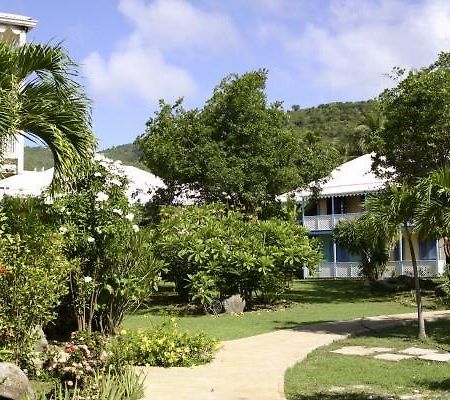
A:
<box><xmin>284</xmin><ymin>319</ymin><xmax>450</xmax><ymax>399</ymax></box>
<box><xmin>123</xmin><ymin>280</ymin><xmax>434</xmax><ymax>341</ymax></box>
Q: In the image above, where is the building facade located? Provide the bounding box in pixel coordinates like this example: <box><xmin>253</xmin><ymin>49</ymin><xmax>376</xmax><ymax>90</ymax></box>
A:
<box><xmin>0</xmin><ymin>12</ymin><xmax>37</xmax><ymax>175</ymax></box>
<box><xmin>284</xmin><ymin>154</ymin><xmax>445</xmax><ymax>278</ymax></box>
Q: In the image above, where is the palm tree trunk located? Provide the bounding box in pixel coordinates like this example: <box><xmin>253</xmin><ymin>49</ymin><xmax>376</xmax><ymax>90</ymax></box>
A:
<box><xmin>404</xmin><ymin>225</ymin><xmax>426</xmax><ymax>338</ymax></box>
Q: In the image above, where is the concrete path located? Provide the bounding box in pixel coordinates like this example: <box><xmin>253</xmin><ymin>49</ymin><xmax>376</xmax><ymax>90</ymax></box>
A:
<box><xmin>139</xmin><ymin>310</ymin><xmax>450</xmax><ymax>400</ymax></box>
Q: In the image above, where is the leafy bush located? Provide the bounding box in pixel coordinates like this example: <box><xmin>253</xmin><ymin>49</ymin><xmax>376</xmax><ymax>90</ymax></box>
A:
<box><xmin>51</xmin><ymin>155</ymin><xmax>164</xmax><ymax>334</ymax></box>
<box><xmin>0</xmin><ymin>232</ymin><xmax>73</xmax><ymax>371</ymax></box>
<box><xmin>154</xmin><ymin>204</ymin><xmax>321</xmax><ymax>303</ymax></box>
<box><xmin>109</xmin><ymin>320</ymin><xmax>219</xmax><ymax>368</ymax></box>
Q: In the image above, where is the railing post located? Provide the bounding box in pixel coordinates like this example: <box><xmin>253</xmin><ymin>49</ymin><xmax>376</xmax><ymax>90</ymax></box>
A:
<box><xmin>399</xmin><ymin>228</ymin><xmax>404</xmax><ymax>276</ymax></box>
<box><xmin>436</xmin><ymin>239</ymin><xmax>442</xmax><ymax>275</ymax></box>
<box><xmin>331</xmin><ymin>196</ymin><xmax>337</xmax><ymax>279</ymax></box>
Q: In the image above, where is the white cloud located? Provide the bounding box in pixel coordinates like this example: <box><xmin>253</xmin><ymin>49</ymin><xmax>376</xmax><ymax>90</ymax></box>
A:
<box><xmin>283</xmin><ymin>0</ymin><xmax>450</xmax><ymax>98</ymax></box>
<box><xmin>84</xmin><ymin>39</ymin><xmax>196</xmax><ymax>104</ymax></box>
<box><xmin>84</xmin><ymin>0</ymin><xmax>239</xmax><ymax>105</ymax></box>
<box><xmin>118</xmin><ymin>0</ymin><xmax>239</xmax><ymax>52</ymax></box>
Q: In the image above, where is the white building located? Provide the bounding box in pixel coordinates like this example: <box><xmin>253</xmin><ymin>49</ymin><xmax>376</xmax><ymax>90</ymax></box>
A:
<box><xmin>283</xmin><ymin>154</ymin><xmax>445</xmax><ymax>278</ymax></box>
<box><xmin>0</xmin><ymin>12</ymin><xmax>37</xmax><ymax>175</ymax></box>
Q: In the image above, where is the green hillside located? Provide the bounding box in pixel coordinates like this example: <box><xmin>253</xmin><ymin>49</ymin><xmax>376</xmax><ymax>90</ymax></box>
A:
<box><xmin>24</xmin><ymin>100</ymin><xmax>376</xmax><ymax>171</ymax></box>
<box><xmin>24</xmin><ymin>143</ymin><xmax>147</xmax><ymax>171</ymax></box>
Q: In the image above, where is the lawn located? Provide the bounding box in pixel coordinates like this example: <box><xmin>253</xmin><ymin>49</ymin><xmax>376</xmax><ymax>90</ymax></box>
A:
<box><xmin>123</xmin><ymin>279</ymin><xmax>439</xmax><ymax>341</ymax></box>
<box><xmin>284</xmin><ymin>318</ymin><xmax>450</xmax><ymax>400</ymax></box>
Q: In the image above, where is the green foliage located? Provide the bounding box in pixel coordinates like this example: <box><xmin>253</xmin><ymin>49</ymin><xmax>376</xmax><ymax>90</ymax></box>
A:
<box><xmin>0</xmin><ymin>42</ymin><xmax>96</xmax><ymax>186</ymax></box>
<box><xmin>34</xmin><ymin>367</ymin><xmax>143</xmax><ymax>400</ymax></box>
<box><xmin>0</xmin><ymin>233</ymin><xmax>73</xmax><ymax>370</ymax></box>
<box><xmin>371</xmin><ymin>52</ymin><xmax>450</xmax><ymax>181</ymax></box>
<box><xmin>289</xmin><ymin>101</ymin><xmax>377</xmax><ymax>159</ymax></box>
<box><xmin>333</xmin><ymin>214</ymin><xmax>396</xmax><ymax>281</ymax></box>
<box><xmin>137</xmin><ymin>70</ymin><xmax>338</xmax><ymax>211</ymax></box>
<box><xmin>109</xmin><ymin>320</ymin><xmax>219</xmax><ymax>368</ymax></box>
<box><xmin>51</xmin><ymin>155</ymin><xmax>163</xmax><ymax>334</ymax></box>
<box><xmin>154</xmin><ymin>204</ymin><xmax>321</xmax><ymax>303</ymax></box>
<box><xmin>44</xmin><ymin>330</ymin><xmax>112</xmax><ymax>389</ymax></box>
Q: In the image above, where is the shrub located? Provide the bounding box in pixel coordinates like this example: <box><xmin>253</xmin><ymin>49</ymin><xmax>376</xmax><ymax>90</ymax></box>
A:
<box><xmin>45</xmin><ymin>331</ymin><xmax>109</xmax><ymax>388</ymax></box>
<box><xmin>51</xmin><ymin>155</ymin><xmax>164</xmax><ymax>334</ymax></box>
<box><xmin>0</xmin><ymin>232</ymin><xmax>73</xmax><ymax>372</ymax></box>
<box><xmin>154</xmin><ymin>204</ymin><xmax>321</xmax><ymax>303</ymax></box>
<box><xmin>109</xmin><ymin>320</ymin><xmax>219</xmax><ymax>368</ymax></box>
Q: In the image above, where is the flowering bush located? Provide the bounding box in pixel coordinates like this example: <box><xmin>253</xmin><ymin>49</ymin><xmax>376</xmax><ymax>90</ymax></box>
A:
<box><xmin>154</xmin><ymin>204</ymin><xmax>321</xmax><ymax>304</ymax></box>
<box><xmin>51</xmin><ymin>155</ymin><xmax>163</xmax><ymax>334</ymax></box>
<box><xmin>109</xmin><ymin>320</ymin><xmax>219</xmax><ymax>368</ymax></box>
<box><xmin>45</xmin><ymin>331</ymin><xmax>109</xmax><ymax>388</ymax></box>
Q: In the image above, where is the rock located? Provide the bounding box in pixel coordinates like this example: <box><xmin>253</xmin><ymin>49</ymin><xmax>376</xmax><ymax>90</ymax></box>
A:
<box><xmin>0</xmin><ymin>362</ymin><xmax>34</xmax><ymax>400</ymax></box>
<box><xmin>32</xmin><ymin>326</ymin><xmax>48</xmax><ymax>353</ymax></box>
<box><xmin>435</xmin><ymin>283</ymin><xmax>448</xmax><ymax>297</ymax></box>
<box><xmin>223</xmin><ymin>294</ymin><xmax>245</xmax><ymax>314</ymax></box>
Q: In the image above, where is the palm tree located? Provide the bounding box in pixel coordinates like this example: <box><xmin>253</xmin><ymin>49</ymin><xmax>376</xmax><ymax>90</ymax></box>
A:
<box><xmin>365</xmin><ymin>184</ymin><xmax>426</xmax><ymax>338</ymax></box>
<box><xmin>415</xmin><ymin>167</ymin><xmax>450</xmax><ymax>274</ymax></box>
<box><xmin>0</xmin><ymin>42</ymin><xmax>96</xmax><ymax>186</ymax></box>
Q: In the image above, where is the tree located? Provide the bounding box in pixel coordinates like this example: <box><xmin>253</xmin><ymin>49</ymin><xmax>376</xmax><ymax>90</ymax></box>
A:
<box><xmin>333</xmin><ymin>213</ymin><xmax>396</xmax><ymax>281</ymax></box>
<box><xmin>415</xmin><ymin>167</ymin><xmax>450</xmax><ymax>269</ymax></box>
<box><xmin>371</xmin><ymin>53</ymin><xmax>450</xmax><ymax>181</ymax></box>
<box><xmin>137</xmin><ymin>70</ymin><xmax>338</xmax><ymax>212</ymax></box>
<box><xmin>365</xmin><ymin>185</ymin><xmax>427</xmax><ymax>338</ymax></box>
<box><xmin>0</xmin><ymin>42</ymin><xmax>96</xmax><ymax>185</ymax></box>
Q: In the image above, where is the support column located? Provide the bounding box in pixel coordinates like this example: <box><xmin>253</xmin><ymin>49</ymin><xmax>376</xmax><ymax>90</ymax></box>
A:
<box><xmin>331</xmin><ymin>196</ymin><xmax>337</xmax><ymax>279</ymax></box>
<box><xmin>436</xmin><ymin>239</ymin><xmax>442</xmax><ymax>275</ymax></box>
<box><xmin>399</xmin><ymin>228</ymin><xmax>404</xmax><ymax>276</ymax></box>
<box><xmin>301</xmin><ymin>198</ymin><xmax>305</xmax><ymax>226</ymax></box>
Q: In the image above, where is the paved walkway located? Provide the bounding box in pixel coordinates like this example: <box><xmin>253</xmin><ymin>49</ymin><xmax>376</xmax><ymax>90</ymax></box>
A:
<box><xmin>139</xmin><ymin>310</ymin><xmax>450</xmax><ymax>400</ymax></box>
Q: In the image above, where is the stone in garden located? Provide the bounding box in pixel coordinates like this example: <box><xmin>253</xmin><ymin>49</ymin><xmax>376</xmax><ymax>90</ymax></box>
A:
<box><xmin>399</xmin><ymin>347</ymin><xmax>439</xmax><ymax>356</ymax></box>
<box><xmin>32</xmin><ymin>325</ymin><xmax>48</xmax><ymax>352</ymax></box>
<box><xmin>373</xmin><ymin>353</ymin><xmax>414</xmax><ymax>361</ymax></box>
<box><xmin>0</xmin><ymin>362</ymin><xmax>34</xmax><ymax>400</ymax></box>
<box><xmin>331</xmin><ymin>346</ymin><xmax>379</xmax><ymax>356</ymax></box>
<box><xmin>365</xmin><ymin>347</ymin><xmax>395</xmax><ymax>353</ymax></box>
<box><xmin>223</xmin><ymin>294</ymin><xmax>246</xmax><ymax>314</ymax></box>
<box><xmin>418</xmin><ymin>353</ymin><xmax>450</xmax><ymax>362</ymax></box>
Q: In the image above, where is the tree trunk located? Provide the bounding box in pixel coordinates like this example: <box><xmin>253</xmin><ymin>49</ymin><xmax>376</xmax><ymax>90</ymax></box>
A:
<box><xmin>404</xmin><ymin>226</ymin><xmax>426</xmax><ymax>339</ymax></box>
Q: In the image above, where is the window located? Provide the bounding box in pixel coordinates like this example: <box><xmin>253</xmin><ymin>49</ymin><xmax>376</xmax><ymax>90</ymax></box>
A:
<box><xmin>419</xmin><ymin>239</ymin><xmax>437</xmax><ymax>260</ymax></box>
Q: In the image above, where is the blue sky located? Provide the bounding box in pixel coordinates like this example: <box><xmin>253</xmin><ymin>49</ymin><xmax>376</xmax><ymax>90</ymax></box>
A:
<box><xmin>5</xmin><ymin>0</ymin><xmax>450</xmax><ymax>149</ymax></box>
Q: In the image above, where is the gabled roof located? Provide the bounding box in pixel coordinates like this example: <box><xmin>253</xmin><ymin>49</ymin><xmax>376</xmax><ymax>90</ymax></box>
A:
<box><xmin>281</xmin><ymin>153</ymin><xmax>387</xmax><ymax>201</ymax></box>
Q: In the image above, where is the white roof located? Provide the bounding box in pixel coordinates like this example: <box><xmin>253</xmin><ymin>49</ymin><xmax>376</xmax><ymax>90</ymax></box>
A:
<box><xmin>281</xmin><ymin>153</ymin><xmax>387</xmax><ymax>201</ymax></box>
<box><xmin>0</xmin><ymin>164</ymin><xmax>166</xmax><ymax>204</ymax></box>
<box><xmin>0</xmin><ymin>12</ymin><xmax>37</xmax><ymax>29</ymax></box>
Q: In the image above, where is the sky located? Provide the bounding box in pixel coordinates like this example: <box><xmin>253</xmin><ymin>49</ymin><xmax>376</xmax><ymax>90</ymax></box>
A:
<box><xmin>4</xmin><ymin>0</ymin><xmax>450</xmax><ymax>149</ymax></box>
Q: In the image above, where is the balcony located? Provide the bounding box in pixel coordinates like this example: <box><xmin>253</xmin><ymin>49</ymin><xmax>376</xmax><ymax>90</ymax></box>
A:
<box><xmin>1</xmin><ymin>135</ymin><xmax>24</xmax><ymax>174</ymax></box>
<box><xmin>303</xmin><ymin>212</ymin><xmax>360</xmax><ymax>231</ymax></box>
<box><xmin>312</xmin><ymin>260</ymin><xmax>442</xmax><ymax>279</ymax></box>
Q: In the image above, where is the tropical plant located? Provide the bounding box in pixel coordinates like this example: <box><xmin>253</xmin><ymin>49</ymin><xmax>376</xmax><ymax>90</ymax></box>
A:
<box><xmin>0</xmin><ymin>42</ymin><xmax>96</xmax><ymax>186</ymax></box>
<box><xmin>51</xmin><ymin>155</ymin><xmax>163</xmax><ymax>334</ymax></box>
<box><xmin>365</xmin><ymin>184</ymin><xmax>426</xmax><ymax>338</ymax></box>
<box><xmin>333</xmin><ymin>213</ymin><xmax>396</xmax><ymax>281</ymax></box>
<box><xmin>154</xmin><ymin>204</ymin><xmax>321</xmax><ymax>304</ymax></box>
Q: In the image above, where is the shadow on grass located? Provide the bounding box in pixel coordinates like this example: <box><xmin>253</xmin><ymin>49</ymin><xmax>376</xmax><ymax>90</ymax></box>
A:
<box><xmin>273</xmin><ymin>315</ymin><xmax>450</xmax><ymax>341</ymax></box>
<box><xmin>419</xmin><ymin>378</ymin><xmax>450</xmax><ymax>391</ymax></box>
<box><xmin>288</xmin><ymin>392</ymin><xmax>393</xmax><ymax>400</ymax></box>
<box><xmin>283</xmin><ymin>280</ymin><xmax>397</xmax><ymax>305</ymax></box>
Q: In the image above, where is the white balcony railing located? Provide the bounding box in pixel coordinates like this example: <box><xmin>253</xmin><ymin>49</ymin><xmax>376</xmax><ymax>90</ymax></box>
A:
<box><xmin>1</xmin><ymin>136</ymin><xmax>20</xmax><ymax>159</ymax></box>
<box><xmin>313</xmin><ymin>260</ymin><xmax>441</xmax><ymax>279</ymax></box>
<box><xmin>303</xmin><ymin>212</ymin><xmax>360</xmax><ymax>231</ymax></box>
